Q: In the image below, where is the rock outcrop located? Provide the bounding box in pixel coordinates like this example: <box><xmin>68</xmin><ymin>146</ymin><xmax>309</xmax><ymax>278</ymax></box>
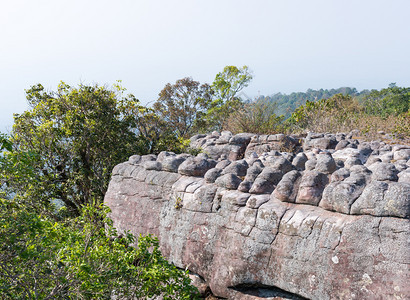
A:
<box><xmin>105</xmin><ymin>132</ymin><xmax>410</xmax><ymax>299</ymax></box>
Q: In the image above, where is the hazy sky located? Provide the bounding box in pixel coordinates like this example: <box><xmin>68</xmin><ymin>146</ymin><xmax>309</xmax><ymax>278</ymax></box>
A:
<box><xmin>1</xmin><ymin>0</ymin><xmax>409</xmax><ymax>132</ymax></box>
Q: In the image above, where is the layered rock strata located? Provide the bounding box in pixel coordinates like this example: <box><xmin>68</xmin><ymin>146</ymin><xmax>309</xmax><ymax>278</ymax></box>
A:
<box><xmin>105</xmin><ymin>132</ymin><xmax>410</xmax><ymax>299</ymax></box>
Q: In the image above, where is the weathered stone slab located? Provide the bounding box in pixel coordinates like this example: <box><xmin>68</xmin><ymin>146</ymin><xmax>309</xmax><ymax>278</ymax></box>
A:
<box><xmin>105</xmin><ymin>132</ymin><xmax>409</xmax><ymax>299</ymax></box>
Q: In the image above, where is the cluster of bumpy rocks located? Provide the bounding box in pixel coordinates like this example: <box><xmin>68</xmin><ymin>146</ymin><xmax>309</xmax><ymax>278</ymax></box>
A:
<box><xmin>105</xmin><ymin>131</ymin><xmax>409</xmax><ymax>300</ymax></box>
<box><xmin>187</xmin><ymin>131</ymin><xmax>410</xmax><ymax>218</ymax></box>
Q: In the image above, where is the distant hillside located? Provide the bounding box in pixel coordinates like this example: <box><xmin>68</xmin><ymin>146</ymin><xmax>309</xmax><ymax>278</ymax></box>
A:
<box><xmin>260</xmin><ymin>87</ymin><xmax>371</xmax><ymax>118</ymax></box>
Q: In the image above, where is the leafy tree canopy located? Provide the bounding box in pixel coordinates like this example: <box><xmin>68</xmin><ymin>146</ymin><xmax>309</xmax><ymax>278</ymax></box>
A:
<box><xmin>153</xmin><ymin>77</ymin><xmax>213</xmax><ymax>137</ymax></box>
<box><xmin>8</xmin><ymin>82</ymin><xmax>146</xmax><ymax>215</ymax></box>
<box><xmin>0</xmin><ymin>201</ymin><xmax>199</xmax><ymax>299</ymax></box>
<box><xmin>206</xmin><ymin>65</ymin><xmax>253</xmax><ymax>130</ymax></box>
<box><xmin>362</xmin><ymin>84</ymin><xmax>409</xmax><ymax>117</ymax></box>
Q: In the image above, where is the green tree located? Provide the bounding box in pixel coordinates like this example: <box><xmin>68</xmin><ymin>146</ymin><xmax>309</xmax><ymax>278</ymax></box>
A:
<box><xmin>8</xmin><ymin>82</ymin><xmax>145</xmax><ymax>215</ymax></box>
<box><xmin>206</xmin><ymin>65</ymin><xmax>253</xmax><ymax>131</ymax></box>
<box><xmin>362</xmin><ymin>84</ymin><xmax>409</xmax><ymax>118</ymax></box>
<box><xmin>0</xmin><ymin>201</ymin><xmax>199</xmax><ymax>299</ymax></box>
<box><xmin>132</xmin><ymin>106</ymin><xmax>190</xmax><ymax>154</ymax></box>
<box><xmin>286</xmin><ymin>94</ymin><xmax>361</xmax><ymax>133</ymax></box>
<box><xmin>153</xmin><ymin>77</ymin><xmax>213</xmax><ymax>137</ymax></box>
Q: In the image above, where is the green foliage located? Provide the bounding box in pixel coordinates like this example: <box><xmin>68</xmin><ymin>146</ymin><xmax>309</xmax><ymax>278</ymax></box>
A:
<box><xmin>224</xmin><ymin>99</ymin><xmax>285</xmax><ymax>134</ymax></box>
<box><xmin>0</xmin><ymin>133</ymin><xmax>39</xmax><ymax>204</ymax></box>
<box><xmin>264</xmin><ymin>87</ymin><xmax>366</xmax><ymax>118</ymax></box>
<box><xmin>392</xmin><ymin>111</ymin><xmax>410</xmax><ymax>138</ymax></box>
<box><xmin>132</xmin><ymin>106</ymin><xmax>192</xmax><ymax>154</ymax></box>
<box><xmin>153</xmin><ymin>77</ymin><xmax>213</xmax><ymax>137</ymax></box>
<box><xmin>362</xmin><ymin>84</ymin><xmax>409</xmax><ymax>118</ymax></box>
<box><xmin>8</xmin><ymin>82</ymin><xmax>149</xmax><ymax>215</ymax></box>
<box><xmin>206</xmin><ymin>65</ymin><xmax>253</xmax><ymax>131</ymax></box>
<box><xmin>286</xmin><ymin>94</ymin><xmax>362</xmax><ymax>133</ymax></box>
<box><xmin>152</xmin><ymin>65</ymin><xmax>253</xmax><ymax>135</ymax></box>
<box><xmin>286</xmin><ymin>88</ymin><xmax>409</xmax><ymax>139</ymax></box>
<box><xmin>0</xmin><ymin>133</ymin><xmax>12</xmax><ymax>152</ymax></box>
<box><xmin>0</xmin><ymin>201</ymin><xmax>199</xmax><ymax>299</ymax></box>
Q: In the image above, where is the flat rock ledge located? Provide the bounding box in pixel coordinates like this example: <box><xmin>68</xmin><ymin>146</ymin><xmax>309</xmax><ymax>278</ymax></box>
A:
<box><xmin>105</xmin><ymin>132</ymin><xmax>410</xmax><ymax>300</ymax></box>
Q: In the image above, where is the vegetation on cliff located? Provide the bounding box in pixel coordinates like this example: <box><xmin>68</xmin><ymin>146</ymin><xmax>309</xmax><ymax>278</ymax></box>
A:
<box><xmin>0</xmin><ymin>200</ymin><xmax>199</xmax><ymax>299</ymax></box>
<box><xmin>286</xmin><ymin>85</ymin><xmax>409</xmax><ymax>138</ymax></box>
<box><xmin>0</xmin><ymin>65</ymin><xmax>408</xmax><ymax>298</ymax></box>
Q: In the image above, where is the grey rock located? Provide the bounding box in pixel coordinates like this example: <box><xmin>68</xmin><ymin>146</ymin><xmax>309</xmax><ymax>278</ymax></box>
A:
<box><xmin>335</xmin><ymin>159</ymin><xmax>345</xmax><ymax>169</ymax></box>
<box><xmin>172</xmin><ymin>177</ymin><xmax>202</xmax><ymax>195</ymax></box>
<box><xmin>394</xmin><ymin>148</ymin><xmax>410</xmax><ymax>161</ymax></box>
<box><xmin>304</xmin><ymin>136</ymin><xmax>337</xmax><ymax>151</ymax></box>
<box><xmin>128</xmin><ymin>155</ymin><xmax>141</xmax><ymax>164</ymax></box>
<box><xmin>305</xmin><ymin>158</ymin><xmax>317</xmax><ymax>171</ymax></box>
<box><xmin>330</xmin><ymin>168</ymin><xmax>350</xmax><ymax>182</ymax></box>
<box><xmin>273</xmin><ymin>170</ymin><xmax>302</xmax><ymax>203</ymax></box>
<box><xmin>307</xmin><ymin>132</ymin><xmax>324</xmax><ymax>139</ymax></box>
<box><xmin>398</xmin><ymin>169</ymin><xmax>410</xmax><ymax>183</ymax></box>
<box><xmin>204</xmin><ymin>168</ymin><xmax>222</xmax><ymax>183</ymax></box>
<box><xmin>251</xmin><ymin>159</ymin><xmax>265</xmax><ymax>169</ymax></box>
<box><xmin>392</xmin><ymin>144</ymin><xmax>409</xmax><ymax>152</ymax></box>
<box><xmin>215</xmin><ymin>173</ymin><xmax>242</xmax><ymax>190</ymax></box>
<box><xmin>270</xmin><ymin>157</ymin><xmax>294</xmax><ymax>173</ymax></box>
<box><xmin>315</xmin><ymin>152</ymin><xmax>337</xmax><ymax>174</ymax></box>
<box><xmin>349</xmin><ymin>165</ymin><xmax>371</xmax><ymax>176</ymax></box>
<box><xmin>244</xmin><ymin>164</ymin><xmax>263</xmax><ymax>182</ymax></box>
<box><xmin>143</xmin><ymin>161</ymin><xmax>162</xmax><ymax>171</ymax></box>
<box><xmin>229</xmin><ymin>133</ymin><xmax>253</xmax><ymax>145</ymax></box>
<box><xmin>380</xmin><ymin>152</ymin><xmax>393</xmax><ymax>163</ymax></box>
<box><xmin>394</xmin><ymin>160</ymin><xmax>408</xmax><ymax>172</ymax></box>
<box><xmin>157</xmin><ymin>151</ymin><xmax>175</xmax><ymax>162</ymax></box>
<box><xmin>233</xmin><ymin>206</ymin><xmax>257</xmax><ymax>236</ymax></box>
<box><xmin>176</xmin><ymin>153</ymin><xmax>192</xmax><ymax>159</ymax></box>
<box><xmin>351</xmin><ymin>181</ymin><xmax>410</xmax><ymax>218</ymax></box>
<box><xmin>197</xmin><ymin>152</ymin><xmax>209</xmax><ymax>160</ymax></box>
<box><xmin>141</xmin><ymin>154</ymin><xmax>157</xmax><ymax>162</ymax></box>
<box><xmin>296</xmin><ymin>170</ymin><xmax>329</xmax><ymax>205</ymax></box>
<box><xmin>178</xmin><ymin>158</ymin><xmax>216</xmax><ymax>177</ymax></box>
<box><xmin>335</xmin><ymin>132</ymin><xmax>346</xmax><ymax>141</ymax></box>
<box><xmin>344</xmin><ymin>157</ymin><xmax>362</xmax><ymax>169</ymax></box>
<box><xmin>222</xmin><ymin>191</ymin><xmax>250</xmax><ymax>206</ymax></box>
<box><xmin>292</xmin><ymin>152</ymin><xmax>308</xmax><ymax>170</ymax></box>
<box><xmin>246</xmin><ymin>194</ymin><xmax>270</xmax><ymax>209</ymax></box>
<box><xmin>183</xmin><ymin>184</ymin><xmax>217</xmax><ymax>212</ymax></box>
<box><xmin>256</xmin><ymin>167</ymin><xmax>284</xmax><ymax>185</ymax></box>
<box><xmin>249</xmin><ymin>178</ymin><xmax>275</xmax><ymax>194</ymax></box>
<box><xmin>368</xmin><ymin>162</ymin><xmax>399</xmax><ymax>181</ymax></box>
<box><xmin>320</xmin><ymin>173</ymin><xmax>367</xmax><ymax>214</ymax></box>
<box><xmin>162</xmin><ymin>156</ymin><xmax>186</xmax><ymax>173</ymax></box>
<box><xmin>365</xmin><ymin>155</ymin><xmax>382</xmax><ymax>166</ymax></box>
<box><xmin>357</xmin><ymin>143</ymin><xmax>372</xmax><ymax>154</ymax></box>
<box><xmin>335</xmin><ymin>140</ymin><xmax>351</xmax><ymax>150</ymax></box>
<box><xmin>237</xmin><ymin>180</ymin><xmax>253</xmax><ymax>192</ymax></box>
<box><xmin>215</xmin><ymin>159</ymin><xmax>231</xmax><ymax>169</ymax></box>
<box><xmin>221</xmin><ymin>159</ymin><xmax>249</xmax><ymax>177</ymax></box>
<box><xmin>332</xmin><ymin>148</ymin><xmax>369</xmax><ymax>164</ymax></box>
<box><xmin>190</xmin><ymin>134</ymin><xmax>206</xmax><ymax>142</ymax></box>
<box><xmin>221</xmin><ymin>130</ymin><xmax>233</xmax><ymax>139</ymax></box>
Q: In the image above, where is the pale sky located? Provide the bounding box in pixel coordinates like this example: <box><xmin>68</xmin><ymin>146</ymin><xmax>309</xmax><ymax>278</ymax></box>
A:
<box><xmin>1</xmin><ymin>0</ymin><xmax>409</xmax><ymax>132</ymax></box>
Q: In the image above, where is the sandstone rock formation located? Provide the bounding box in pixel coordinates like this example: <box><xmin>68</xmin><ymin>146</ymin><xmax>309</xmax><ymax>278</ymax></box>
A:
<box><xmin>105</xmin><ymin>132</ymin><xmax>410</xmax><ymax>299</ymax></box>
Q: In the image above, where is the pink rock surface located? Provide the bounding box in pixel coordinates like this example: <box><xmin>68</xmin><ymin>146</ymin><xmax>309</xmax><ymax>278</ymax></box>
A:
<box><xmin>105</xmin><ymin>133</ymin><xmax>409</xmax><ymax>299</ymax></box>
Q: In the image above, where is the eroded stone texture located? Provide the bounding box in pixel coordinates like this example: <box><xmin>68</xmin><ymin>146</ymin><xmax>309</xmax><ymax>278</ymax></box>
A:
<box><xmin>105</xmin><ymin>132</ymin><xmax>410</xmax><ymax>300</ymax></box>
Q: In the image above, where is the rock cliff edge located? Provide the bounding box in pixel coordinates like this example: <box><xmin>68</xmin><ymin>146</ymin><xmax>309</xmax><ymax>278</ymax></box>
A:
<box><xmin>105</xmin><ymin>131</ymin><xmax>409</xmax><ymax>299</ymax></box>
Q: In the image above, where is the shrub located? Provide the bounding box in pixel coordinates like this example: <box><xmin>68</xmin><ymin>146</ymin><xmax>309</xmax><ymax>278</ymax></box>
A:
<box><xmin>0</xmin><ymin>201</ymin><xmax>199</xmax><ymax>299</ymax></box>
<box><xmin>224</xmin><ymin>99</ymin><xmax>284</xmax><ymax>134</ymax></box>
